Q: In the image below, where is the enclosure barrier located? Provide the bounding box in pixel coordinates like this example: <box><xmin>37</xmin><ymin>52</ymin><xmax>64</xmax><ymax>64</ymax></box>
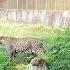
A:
<box><xmin>0</xmin><ymin>9</ymin><xmax>70</xmax><ymax>27</ymax></box>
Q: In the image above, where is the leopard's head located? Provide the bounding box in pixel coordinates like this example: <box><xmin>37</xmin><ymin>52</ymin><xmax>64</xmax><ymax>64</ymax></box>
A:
<box><xmin>0</xmin><ymin>36</ymin><xmax>9</xmax><ymax>44</ymax></box>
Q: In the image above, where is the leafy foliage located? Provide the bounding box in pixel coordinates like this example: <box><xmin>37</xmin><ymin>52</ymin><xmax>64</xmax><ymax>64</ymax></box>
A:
<box><xmin>0</xmin><ymin>44</ymin><xmax>11</xmax><ymax>70</ymax></box>
<box><xmin>42</xmin><ymin>27</ymin><xmax>70</xmax><ymax>70</ymax></box>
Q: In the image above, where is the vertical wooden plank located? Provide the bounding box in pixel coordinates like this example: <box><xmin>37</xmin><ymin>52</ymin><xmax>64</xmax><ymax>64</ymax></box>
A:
<box><xmin>55</xmin><ymin>0</ymin><xmax>64</xmax><ymax>10</ymax></box>
<box><xmin>37</xmin><ymin>0</ymin><xmax>46</xmax><ymax>10</ymax></box>
<box><xmin>64</xmin><ymin>0</ymin><xmax>70</xmax><ymax>10</ymax></box>
<box><xmin>7</xmin><ymin>0</ymin><xmax>8</xmax><ymax>9</ymax></box>
<box><xmin>8</xmin><ymin>0</ymin><xmax>17</xmax><ymax>9</ymax></box>
<box><xmin>37</xmin><ymin>0</ymin><xmax>40</xmax><ymax>10</ymax></box>
<box><xmin>41</xmin><ymin>0</ymin><xmax>46</xmax><ymax>9</ymax></box>
<box><xmin>34</xmin><ymin>0</ymin><xmax>36</xmax><ymax>9</ymax></box>
<box><xmin>0</xmin><ymin>0</ymin><xmax>3</xmax><ymax>8</ymax></box>
<box><xmin>17</xmin><ymin>0</ymin><xmax>18</xmax><ymax>9</ymax></box>
<box><xmin>46</xmin><ymin>0</ymin><xmax>47</xmax><ymax>10</ymax></box>
<box><xmin>0</xmin><ymin>0</ymin><xmax>7</xmax><ymax>8</ymax></box>
<box><xmin>36</xmin><ymin>0</ymin><xmax>37</xmax><ymax>10</ymax></box>
<box><xmin>47</xmin><ymin>0</ymin><xmax>55</xmax><ymax>10</ymax></box>
<box><xmin>26</xmin><ymin>0</ymin><xmax>28</xmax><ymax>9</ymax></box>
<box><xmin>28</xmin><ymin>0</ymin><xmax>36</xmax><ymax>9</ymax></box>
<box><xmin>18</xmin><ymin>0</ymin><xmax>26</xmax><ymax>9</ymax></box>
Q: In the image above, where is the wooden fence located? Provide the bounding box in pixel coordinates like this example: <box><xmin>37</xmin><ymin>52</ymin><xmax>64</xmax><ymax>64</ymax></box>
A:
<box><xmin>0</xmin><ymin>0</ymin><xmax>70</xmax><ymax>10</ymax></box>
<box><xmin>0</xmin><ymin>0</ymin><xmax>70</xmax><ymax>27</ymax></box>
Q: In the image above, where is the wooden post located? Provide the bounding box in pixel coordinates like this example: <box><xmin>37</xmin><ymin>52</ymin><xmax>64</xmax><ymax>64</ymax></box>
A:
<box><xmin>26</xmin><ymin>0</ymin><xmax>28</xmax><ymax>9</ymax></box>
<box><xmin>36</xmin><ymin>0</ymin><xmax>37</xmax><ymax>10</ymax></box>
<box><xmin>17</xmin><ymin>0</ymin><xmax>18</xmax><ymax>9</ymax></box>
<box><xmin>46</xmin><ymin>0</ymin><xmax>47</xmax><ymax>10</ymax></box>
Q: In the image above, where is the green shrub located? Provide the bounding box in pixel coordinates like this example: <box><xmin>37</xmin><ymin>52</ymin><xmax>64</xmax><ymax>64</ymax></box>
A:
<box><xmin>41</xmin><ymin>27</ymin><xmax>70</xmax><ymax>70</ymax></box>
<box><xmin>0</xmin><ymin>44</ymin><xmax>11</xmax><ymax>70</ymax></box>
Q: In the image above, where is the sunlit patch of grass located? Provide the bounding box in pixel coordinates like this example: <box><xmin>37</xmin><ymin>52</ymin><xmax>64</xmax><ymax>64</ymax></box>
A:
<box><xmin>0</xmin><ymin>22</ymin><xmax>49</xmax><ymax>38</ymax></box>
<box><xmin>0</xmin><ymin>22</ymin><xmax>55</xmax><ymax>38</ymax></box>
<box><xmin>14</xmin><ymin>64</ymin><xmax>27</xmax><ymax>70</ymax></box>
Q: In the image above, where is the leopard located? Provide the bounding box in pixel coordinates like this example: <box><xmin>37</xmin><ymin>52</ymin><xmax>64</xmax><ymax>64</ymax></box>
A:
<box><xmin>0</xmin><ymin>36</ymin><xmax>47</xmax><ymax>57</ymax></box>
<box><xmin>28</xmin><ymin>57</ymin><xmax>48</xmax><ymax>70</ymax></box>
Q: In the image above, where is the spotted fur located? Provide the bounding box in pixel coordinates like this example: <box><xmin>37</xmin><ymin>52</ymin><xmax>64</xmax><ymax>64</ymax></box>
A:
<box><xmin>0</xmin><ymin>36</ymin><xmax>47</xmax><ymax>57</ymax></box>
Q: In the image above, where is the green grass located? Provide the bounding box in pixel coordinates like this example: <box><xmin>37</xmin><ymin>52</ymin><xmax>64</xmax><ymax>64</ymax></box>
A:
<box><xmin>0</xmin><ymin>21</ymin><xmax>70</xmax><ymax>70</ymax></box>
<box><xmin>0</xmin><ymin>44</ymin><xmax>10</xmax><ymax>70</ymax></box>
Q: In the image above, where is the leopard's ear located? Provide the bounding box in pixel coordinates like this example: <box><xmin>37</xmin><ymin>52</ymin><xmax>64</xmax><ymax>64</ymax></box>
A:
<box><xmin>0</xmin><ymin>36</ymin><xmax>5</xmax><ymax>40</ymax></box>
<box><xmin>0</xmin><ymin>36</ymin><xmax>3</xmax><ymax>40</ymax></box>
